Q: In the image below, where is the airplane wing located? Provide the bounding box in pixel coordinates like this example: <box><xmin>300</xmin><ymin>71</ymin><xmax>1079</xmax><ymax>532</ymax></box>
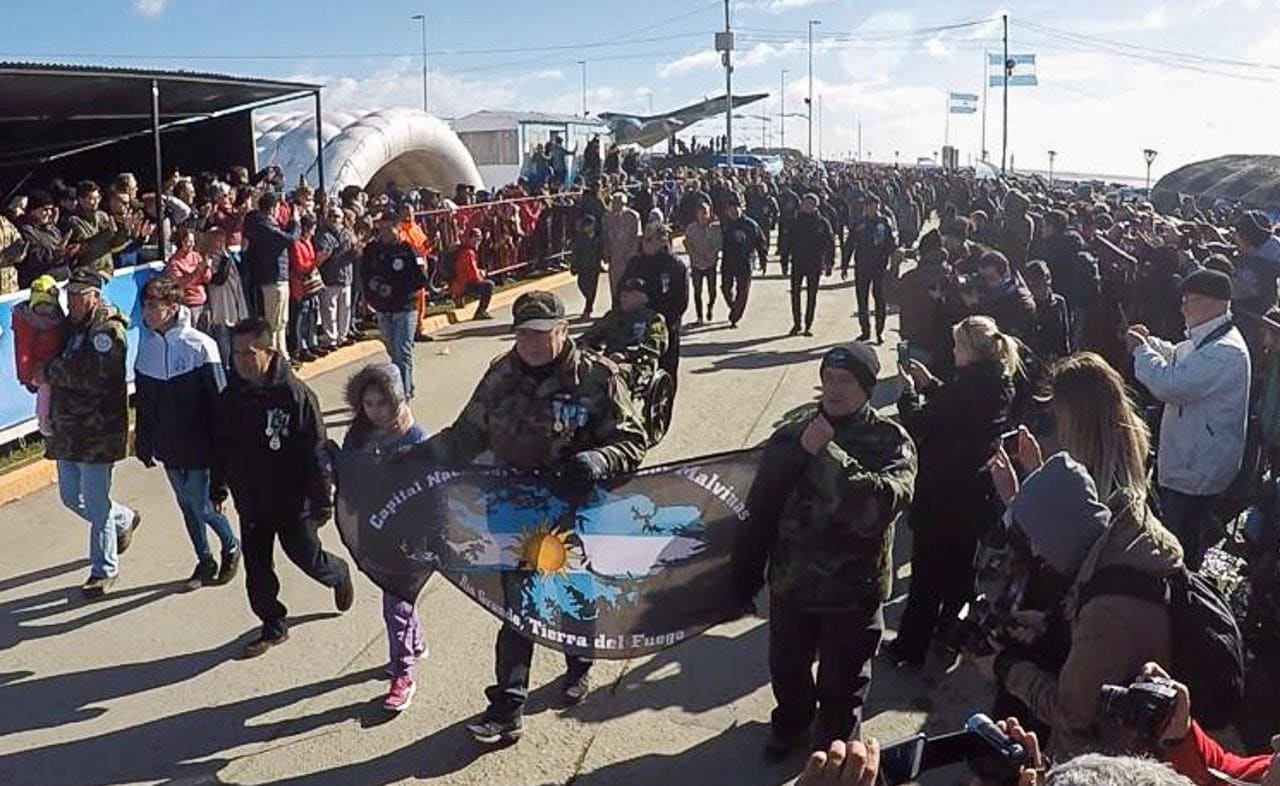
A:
<box><xmin>601</xmin><ymin>92</ymin><xmax>770</xmax><ymax>148</ymax></box>
<box><xmin>665</xmin><ymin>92</ymin><xmax>769</xmax><ymax>127</ymax></box>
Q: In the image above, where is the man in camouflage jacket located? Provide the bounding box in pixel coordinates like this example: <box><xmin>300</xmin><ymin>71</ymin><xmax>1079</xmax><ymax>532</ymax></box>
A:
<box><xmin>579</xmin><ymin>275</ymin><xmax>668</xmax><ymax>392</ymax></box>
<box><xmin>735</xmin><ymin>342</ymin><xmax>916</xmax><ymax>758</ymax></box>
<box><xmin>39</xmin><ymin>269</ymin><xmax>140</xmax><ymax>597</ymax></box>
<box><xmin>417</xmin><ymin>290</ymin><xmax>647</xmax><ymax>745</ymax></box>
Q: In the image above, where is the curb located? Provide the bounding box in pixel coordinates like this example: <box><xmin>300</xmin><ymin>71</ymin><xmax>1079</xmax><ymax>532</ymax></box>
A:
<box><xmin>0</xmin><ymin>269</ymin><xmax>577</xmax><ymax>508</ymax></box>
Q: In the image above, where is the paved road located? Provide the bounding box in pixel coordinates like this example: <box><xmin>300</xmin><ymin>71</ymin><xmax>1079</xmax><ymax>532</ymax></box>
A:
<box><xmin>0</xmin><ymin>260</ymin><xmax>985</xmax><ymax>786</ymax></box>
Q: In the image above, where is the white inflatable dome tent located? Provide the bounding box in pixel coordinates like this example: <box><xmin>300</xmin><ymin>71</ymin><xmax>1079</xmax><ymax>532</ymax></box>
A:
<box><xmin>254</xmin><ymin>107</ymin><xmax>484</xmax><ymax>196</ymax></box>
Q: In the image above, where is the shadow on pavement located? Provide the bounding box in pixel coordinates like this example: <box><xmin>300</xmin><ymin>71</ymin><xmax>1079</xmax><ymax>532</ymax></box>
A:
<box><xmin>561</xmin><ymin>623</ymin><xmax>769</xmax><ymax>725</ymax></box>
<box><xmin>439</xmin><ymin>323</ymin><xmax>518</xmax><ymax>341</ymax></box>
<box><xmin>257</xmin><ymin>681</ymin><xmax>566</xmax><ymax>786</ymax></box>
<box><xmin>0</xmin><ymin>558</ymin><xmax>88</xmax><ymax>594</ymax></box>
<box><xmin>0</xmin><ymin>578</ymin><xmax>181</xmax><ymax>654</ymax></box>
<box><xmin>535</xmin><ymin>720</ymin><xmax>796</xmax><ymax>786</ymax></box>
<box><xmin>0</xmin><ymin>617</ymin><xmax>372</xmax><ymax>786</ymax></box>
<box><xmin>0</xmin><ymin>612</ymin><xmax>341</xmax><ymax>739</ymax></box>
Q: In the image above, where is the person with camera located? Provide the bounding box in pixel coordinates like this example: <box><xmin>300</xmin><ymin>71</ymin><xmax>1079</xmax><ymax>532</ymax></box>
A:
<box><xmin>983</xmin><ymin>432</ymin><xmax>1184</xmax><ymax>759</ymax></box>
<box><xmin>734</xmin><ymin>343</ymin><xmax>917</xmax><ymax>761</ymax></box>
<box><xmin>886</xmin><ymin>315</ymin><xmax>1016</xmax><ymax>669</ymax></box>
<box><xmin>1131</xmin><ymin>662</ymin><xmax>1280</xmax><ymax>785</ymax></box>
<box><xmin>1126</xmin><ymin>268</ymin><xmax>1250</xmax><ymax>570</ymax></box>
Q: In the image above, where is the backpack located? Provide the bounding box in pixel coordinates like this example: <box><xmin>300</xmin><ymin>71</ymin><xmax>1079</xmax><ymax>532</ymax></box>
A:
<box><xmin>1079</xmin><ymin>565</ymin><xmax>1245</xmax><ymax>729</ymax></box>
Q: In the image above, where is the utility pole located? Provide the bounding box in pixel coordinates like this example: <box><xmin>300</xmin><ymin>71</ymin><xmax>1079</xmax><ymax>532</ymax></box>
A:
<box><xmin>780</xmin><ymin>69</ymin><xmax>788</xmax><ymax>150</ymax></box>
<box><xmin>719</xmin><ymin>0</ymin><xmax>734</xmax><ymax>163</ymax></box>
<box><xmin>857</xmin><ymin>116</ymin><xmax>862</xmax><ymax>162</ymax></box>
<box><xmin>577</xmin><ymin>60</ymin><xmax>587</xmax><ymax>116</ymax></box>
<box><xmin>1001</xmin><ymin>14</ymin><xmax>1009</xmax><ymax>174</ymax></box>
<box><xmin>807</xmin><ymin>19</ymin><xmax>820</xmax><ymax>158</ymax></box>
<box><xmin>981</xmin><ymin>49</ymin><xmax>988</xmax><ymax>161</ymax></box>
<box><xmin>817</xmin><ymin>93</ymin><xmax>823</xmax><ymax>159</ymax></box>
<box><xmin>411</xmin><ymin>12</ymin><xmax>429</xmax><ymax>113</ymax></box>
<box><xmin>1047</xmin><ymin>149</ymin><xmax>1056</xmax><ymax>185</ymax></box>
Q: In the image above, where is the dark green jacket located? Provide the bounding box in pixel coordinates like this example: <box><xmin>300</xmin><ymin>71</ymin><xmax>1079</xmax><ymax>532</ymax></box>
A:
<box><xmin>44</xmin><ymin>303</ymin><xmax>130</xmax><ymax>463</ymax></box>
<box><xmin>580</xmin><ymin>306</ymin><xmax>668</xmax><ymax>372</ymax></box>
<box><xmin>421</xmin><ymin>340</ymin><xmax>647</xmax><ymax>473</ymax></box>
<box><xmin>736</xmin><ymin>404</ymin><xmax>917</xmax><ymax>613</ymax></box>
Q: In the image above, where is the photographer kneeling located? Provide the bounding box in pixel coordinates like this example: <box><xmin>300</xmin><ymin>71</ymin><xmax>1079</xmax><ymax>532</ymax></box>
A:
<box><xmin>981</xmin><ymin>445</ymin><xmax>1184</xmax><ymax>760</ymax></box>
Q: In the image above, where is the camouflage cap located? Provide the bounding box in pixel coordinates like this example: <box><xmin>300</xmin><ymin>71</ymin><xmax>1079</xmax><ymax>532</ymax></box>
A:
<box><xmin>66</xmin><ymin>268</ymin><xmax>106</xmax><ymax>293</ymax></box>
<box><xmin>512</xmin><ymin>290</ymin><xmax>566</xmax><ymax>331</ymax></box>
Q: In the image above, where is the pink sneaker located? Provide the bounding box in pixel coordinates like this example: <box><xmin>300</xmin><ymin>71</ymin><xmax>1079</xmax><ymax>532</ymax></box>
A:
<box><xmin>383</xmin><ymin>675</ymin><xmax>416</xmax><ymax>712</ymax></box>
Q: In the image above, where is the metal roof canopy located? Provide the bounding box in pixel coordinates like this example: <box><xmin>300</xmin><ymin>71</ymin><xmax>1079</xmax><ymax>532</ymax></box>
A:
<box><xmin>0</xmin><ymin>62</ymin><xmax>325</xmax><ymax>252</ymax></box>
<box><xmin>0</xmin><ymin>62</ymin><xmax>318</xmax><ymax>122</ymax></box>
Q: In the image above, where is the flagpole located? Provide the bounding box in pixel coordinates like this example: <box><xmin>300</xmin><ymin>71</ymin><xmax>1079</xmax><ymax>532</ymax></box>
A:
<box><xmin>944</xmin><ymin>91</ymin><xmax>950</xmax><ymax>153</ymax></box>
<box><xmin>981</xmin><ymin>49</ymin><xmax>988</xmax><ymax>162</ymax></box>
<box><xmin>1001</xmin><ymin>13</ymin><xmax>1009</xmax><ymax>175</ymax></box>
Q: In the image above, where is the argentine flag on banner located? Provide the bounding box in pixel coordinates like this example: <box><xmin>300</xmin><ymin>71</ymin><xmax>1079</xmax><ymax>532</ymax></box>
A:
<box><xmin>949</xmin><ymin>92</ymin><xmax>979</xmax><ymax>114</ymax></box>
<box><xmin>988</xmin><ymin>52</ymin><xmax>1038</xmax><ymax>87</ymax></box>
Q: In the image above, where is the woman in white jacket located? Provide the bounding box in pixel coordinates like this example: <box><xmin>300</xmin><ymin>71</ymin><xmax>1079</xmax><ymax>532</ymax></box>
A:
<box><xmin>1126</xmin><ymin>267</ymin><xmax>1250</xmax><ymax>569</ymax></box>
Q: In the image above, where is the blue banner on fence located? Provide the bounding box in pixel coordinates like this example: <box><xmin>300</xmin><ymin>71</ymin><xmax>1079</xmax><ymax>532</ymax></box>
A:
<box><xmin>0</xmin><ymin>264</ymin><xmax>161</xmax><ymax>439</ymax></box>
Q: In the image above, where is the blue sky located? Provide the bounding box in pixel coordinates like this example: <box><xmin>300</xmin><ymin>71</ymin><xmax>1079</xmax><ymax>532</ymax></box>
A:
<box><xmin>4</xmin><ymin>0</ymin><xmax>1279</xmax><ymax>177</ymax></box>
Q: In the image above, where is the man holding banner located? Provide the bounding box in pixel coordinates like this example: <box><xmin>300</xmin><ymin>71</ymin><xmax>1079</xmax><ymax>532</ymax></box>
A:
<box><xmin>734</xmin><ymin>342</ymin><xmax>916</xmax><ymax>761</ymax></box>
<box><xmin>414</xmin><ymin>290</ymin><xmax>648</xmax><ymax>745</ymax></box>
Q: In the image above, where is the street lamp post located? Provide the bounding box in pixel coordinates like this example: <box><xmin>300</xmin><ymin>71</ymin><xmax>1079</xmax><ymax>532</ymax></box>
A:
<box><xmin>807</xmin><ymin>19</ymin><xmax>820</xmax><ymax>158</ymax></box>
<box><xmin>410</xmin><ymin>13</ymin><xmax>429</xmax><ymax>113</ymax></box>
<box><xmin>780</xmin><ymin>68</ymin><xmax>788</xmax><ymax>150</ymax></box>
<box><xmin>577</xmin><ymin>60</ymin><xmax>588</xmax><ymax>117</ymax></box>
<box><xmin>1143</xmin><ymin>148</ymin><xmax>1158</xmax><ymax>192</ymax></box>
<box><xmin>1047</xmin><ymin>149</ymin><xmax>1056</xmax><ymax>186</ymax></box>
<box><xmin>894</xmin><ymin>150</ymin><xmax>900</xmax><ymax>167</ymax></box>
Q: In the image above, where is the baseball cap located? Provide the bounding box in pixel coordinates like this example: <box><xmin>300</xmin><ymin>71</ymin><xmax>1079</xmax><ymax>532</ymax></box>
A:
<box><xmin>619</xmin><ymin>276</ymin><xmax>648</xmax><ymax>294</ymax></box>
<box><xmin>66</xmin><ymin>268</ymin><xmax>106</xmax><ymax>294</ymax></box>
<box><xmin>512</xmin><ymin>291</ymin><xmax>566</xmax><ymax>332</ymax></box>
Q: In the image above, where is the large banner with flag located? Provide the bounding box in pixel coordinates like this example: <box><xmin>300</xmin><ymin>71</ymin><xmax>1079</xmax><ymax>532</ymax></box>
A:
<box><xmin>988</xmin><ymin>53</ymin><xmax>1038</xmax><ymax>86</ymax></box>
<box><xmin>334</xmin><ymin>448</ymin><xmax>762</xmax><ymax>659</ymax></box>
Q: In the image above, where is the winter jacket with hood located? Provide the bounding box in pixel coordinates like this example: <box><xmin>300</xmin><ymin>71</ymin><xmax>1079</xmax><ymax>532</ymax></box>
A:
<box><xmin>134</xmin><ymin>305</ymin><xmax>225</xmax><ymax>469</ymax></box>
<box><xmin>1132</xmin><ymin>313</ymin><xmax>1251</xmax><ymax>496</ymax></box>
<box><xmin>999</xmin><ymin>453</ymin><xmax>1184</xmax><ymax>760</ymax></box>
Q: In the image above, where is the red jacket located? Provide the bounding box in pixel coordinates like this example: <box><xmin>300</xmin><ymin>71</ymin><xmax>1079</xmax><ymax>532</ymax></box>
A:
<box><xmin>165</xmin><ymin>249</ymin><xmax>210</xmax><ymax>306</ymax></box>
<box><xmin>288</xmin><ymin>237</ymin><xmax>317</xmax><ymax>301</ymax></box>
<box><xmin>1166</xmin><ymin>721</ymin><xmax>1273</xmax><ymax>785</ymax></box>
<box><xmin>450</xmin><ymin>246</ymin><xmax>484</xmax><ymax>297</ymax></box>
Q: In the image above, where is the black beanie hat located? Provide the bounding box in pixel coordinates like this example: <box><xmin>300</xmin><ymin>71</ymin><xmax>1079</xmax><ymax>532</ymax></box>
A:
<box><xmin>821</xmin><ymin>343</ymin><xmax>880</xmax><ymax>396</ymax></box>
<box><xmin>1180</xmin><ymin>267</ymin><xmax>1232</xmax><ymax>302</ymax></box>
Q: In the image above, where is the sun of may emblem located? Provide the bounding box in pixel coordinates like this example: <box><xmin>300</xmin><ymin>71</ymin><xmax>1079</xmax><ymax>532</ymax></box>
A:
<box><xmin>513</xmin><ymin>523</ymin><xmax>575</xmax><ymax>577</ymax></box>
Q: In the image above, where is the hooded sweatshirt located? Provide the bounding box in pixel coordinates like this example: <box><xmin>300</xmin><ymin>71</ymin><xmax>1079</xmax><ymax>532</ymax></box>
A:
<box><xmin>1002</xmin><ymin>452</ymin><xmax>1184</xmax><ymax>760</ymax></box>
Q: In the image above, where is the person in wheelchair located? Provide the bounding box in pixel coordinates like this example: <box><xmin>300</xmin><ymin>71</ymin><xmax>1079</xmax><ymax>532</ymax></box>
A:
<box><xmin>581</xmin><ymin>276</ymin><xmax>668</xmax><ymax>390</ymax></box>
<box><xmin>581</xmin><ymin>276</ymin><xmax>675</xmax><ymax>446</ymax></box>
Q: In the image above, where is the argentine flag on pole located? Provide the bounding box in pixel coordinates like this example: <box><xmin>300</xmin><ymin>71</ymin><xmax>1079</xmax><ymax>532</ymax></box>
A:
<box><xmin>949</xmin><ymin>92</ymin><xmax>979</xmax><ymax>114</ymax></box>
<box><xmin>988</xmin><ymin>52</ymin><xmax>1038</xmax><ymax>87</ymax></box>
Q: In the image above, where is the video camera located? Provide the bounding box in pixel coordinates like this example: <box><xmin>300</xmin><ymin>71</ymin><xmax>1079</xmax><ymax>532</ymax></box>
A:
<box><xmin>1095</xmin><ymin>676</ymin><xmax>1179</xmax><ymax>742</ymax></box>
<box><xmin>878</xmin><ymin>713</ymin><xmax>1034</xmax><ymax>785</ymax></box>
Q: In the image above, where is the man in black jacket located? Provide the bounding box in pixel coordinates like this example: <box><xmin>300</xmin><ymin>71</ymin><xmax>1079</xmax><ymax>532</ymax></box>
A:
<box><xmin>788</xmin><ymin>193</ymin><xmax>836</xmax><ymax>337</ymax></box>
<box><xmin>242</xmin><ymin>192</ymin><xmax>297</xmax><ymax>359</ymax></box>
<box><xmin>720</xmin><ymin>195</ymin><xmax>768</xmax><ymax>328</ymax></box>
<box><xmin>217</xmin><ymin>317</ymin><xmax>353</xmax><ymax>657</ymax></box>
<box><xmin>360</xmin><ymin>216</ymin><xmax>428</xmax><ymax>399</ymax></box>
<box><xmin>624</xmin><ymin>223</ymin><xmax>688</xmax><ymax>380</ymax></box>
<box><xmin>850</xmin><ymin>194</ymin><xmax>899</xmax><ymax>344</ymax></box>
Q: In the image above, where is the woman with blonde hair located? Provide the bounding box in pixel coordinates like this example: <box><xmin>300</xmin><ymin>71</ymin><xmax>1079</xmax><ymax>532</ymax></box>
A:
<box><xmin>887</xmin><ymin>315</ymin><xmax>1017</xmax><ymax>668</ymax></box>
<box><xmin>1014</xmin><ymin>351</ymin><xmax>1151</xmax><ymax>509</ymax></box>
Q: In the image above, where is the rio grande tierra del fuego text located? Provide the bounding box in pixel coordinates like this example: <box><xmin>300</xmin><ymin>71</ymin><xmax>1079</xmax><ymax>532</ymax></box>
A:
<box><xmin>455</xmin><ymin>573</ymin><xmax>687</xmax><ymax>651</ymax></box>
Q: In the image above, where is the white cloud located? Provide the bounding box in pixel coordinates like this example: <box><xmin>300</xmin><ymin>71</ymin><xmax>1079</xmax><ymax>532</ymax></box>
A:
<box><xmin>767</xmin><ymin>0</ymin><xmax>830</xmax><ymax>11</ymax></box>
<box><xmin>923</xmin><ymin>35</ymin><xmax>951</xmax><ymax>59</ymax></box>
<box><xmin>657</xmin><ymin>50</ymin><xmax>719</xmax><ymax>78</ymax></box>
<box><xmin>1138</xmin><ymin>5</ymin><xmax>1171</xmax><ymax>29</ymax></box>
<box><xmin>134</xmin><ymin>0</ymin><xmax>167</xmax><ymax>16</ymax></box>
